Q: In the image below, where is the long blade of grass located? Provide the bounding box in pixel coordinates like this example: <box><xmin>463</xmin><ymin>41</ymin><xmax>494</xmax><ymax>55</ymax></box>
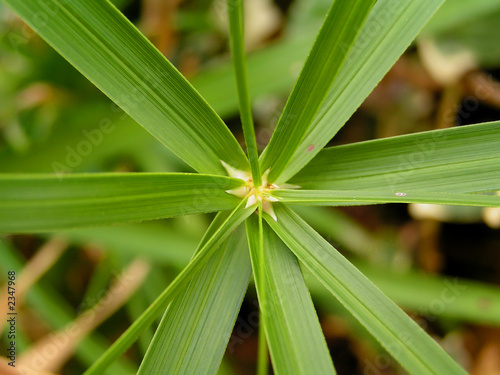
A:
<box><xmin>276</xmin><ymin>0</ymin><xmax>446</xmax><ymax>184</ymax></box>
<box><xmin>246</xmin><ymin>215</ymin><xmax>336</xmax><ymax>375</ymax></box>
<box><xmin>83</xmin><ymin>199</ymin><xmax>253</xmax><ymax>375</ymax></box>
<box><xmin>246</xmin><ymin>203</ymin><xmax>269</xmax><ymax>375</ymax></box>
<box><xmin>227</xmin><ymin>0</ymin><xmax>261</xmax><ymax>185</ymax></box>
<box><xmin>138</xmin><ymin>226</ymin><xmax>251</xmax><ymax>374</ymax></box>
<box><xmin>274</xmin><ymin>189</ymin><xmax>500</xmax><ymax>207</ymax></box>
<box><xmin>0</xmin><ymin>173</ymin><xmax>242</xmax><ymax>233</ymax></box>
<box><xmin>2</xmin><ymin>0</ymin><xmax>249</xmax><ymax>175</ymax></box>
<box><xmin>291</xmin><ymin>122</ymin><xmax>500</xmax><ymax>192</ymax></box>
<box><xmin>260</xmin><ymin>0</ymin><xmax>376</xmax><ymax>183</ymax></box>
<box><xmin>266</xmin><ymin>204</ymin><xmax>467</xmax><ymax>375</ymax></box>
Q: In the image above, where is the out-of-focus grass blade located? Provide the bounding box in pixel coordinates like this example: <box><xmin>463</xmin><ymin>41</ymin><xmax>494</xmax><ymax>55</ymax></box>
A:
<box><xmin>0</xmin><ymin>173</ymin><xmax>242</xmax><ymax>233</ymax></box>
<box><xmin>246</xmin><ymin>216</ymin><xmax>336</xmax><ymax>375</ymax></box>
<box><xmin>277</xmin><ymin>0</ymin><xmax>445</xmax><ymax>184</ymax></box>
<box><xmin>84</xmin><ymin>199</ymin><xmax>253</xmax><ymax>375</ymax></box>
<box><xmin>61</xmin><ymin>223</ymin><xmax>198</xmax><ymax>266</ymax></box>
<box><xmin>352</xmin><ymin>261</ymin><xmax>500</xmax><ymax>327</ymax></box>
<box><xmin>260</xmin><ymin>0</ymin><xmax>376</xmax><ymax>183</ymax></box>
<box><xmin>306</xmin><ymin>260</ymin><xmax>500</xmax><ymax>328</ymax></box>
<box><xmin>423</xmin><ymin>0</ymin><xmax>500</xmax><ymax>36</ymax></box>
<box><xmin>0</xmin><ymin>239</ymin><xmax>136</xmax><ymax>374</ymax></box>
<box><xmin>2</xmin><ymin>0</ymin><xmax>249</xmax><ymax>175</ymax></box>
<box><xmin>138</xmin><ymin>227</ymin><xmax>251</xmax><ymax>374</ymax></box>
<box><xmin>292</xmin><ymin>122</ymin><xmax>500</xmax><ymax>192</ymax></box>
<box><xmin>427</xmin><ymin>10</ymin><xmax>500</xmax><ymax>68</ymax></box>
<box><xmin>267</xmin><ymin>205</ymin><xmax>467</xmax><ymax>375</ymax></box>
<box><xmin>275</xmin><ymin>189</ymin><xmax>500</xmax><ymax>207</ymax></box>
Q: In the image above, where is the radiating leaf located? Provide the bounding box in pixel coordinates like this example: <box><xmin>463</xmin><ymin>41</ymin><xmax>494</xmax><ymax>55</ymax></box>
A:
<box><xmin>260</xmin><ymin>0</ymin><xmax>376</xmax><ymax>182</ymax></box>
<box><xmin>245</xmin><ymin>204</ymin><xmax>269</xmax><ymax>375</ymax></box>
<box><xmin>291</xmin><ymin>122</ymin><xmax>500</xmax><ymax>192</ymax></box>
<box><xmin>84</xmin><ymin>199</ymin><xmax>253</xmax><ymax>375</ymax></box>
<box><xmin>2</xmin><ymin>0</ymin><xmax>249</xmax><ymax>174</ymax></box>
<box><xmin>227</xmin><ymin>0</ymin><xmax>261</xmax><ymax>184</ymax></box>
<box><xmin>267</xmin><ymin>204</ymin><xmax>467</xmax><ymax>375</ymax></box>
<box><xmin>0</xmin><ymin>173</ymin><xmax>241</xmax><ymax>233</ymax></box>
<box><xmin>138</xmin><ymin>226</ymin><xmax>251</xmax><ymax>375</ymax></box>
<box><xmin>246</xmin><ymin>216</ymin><xmax>336</xmax><ymax>375</ymax></box>
<box><xmin>276</xmin><ymin>0</ymin><xmax>446</xmax><ymax>184</ymax></box>
<box><xmin>275</xmin><ymin>189</ymin><xmax>500</xmax><ymax>207</ymax></box>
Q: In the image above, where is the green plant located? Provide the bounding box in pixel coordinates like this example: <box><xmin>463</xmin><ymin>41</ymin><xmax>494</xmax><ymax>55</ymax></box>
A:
<box><xmin>1</xmin><ymin>0</ymin><xmax>499</xmax><ymax>374</ymax></box>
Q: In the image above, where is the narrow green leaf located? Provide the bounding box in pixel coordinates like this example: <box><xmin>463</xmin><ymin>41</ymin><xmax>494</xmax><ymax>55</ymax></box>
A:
<box><xmin>61</xmin><ymin>223</ymin><xmax>198</xmax><ymax>267</ymax></box>
<box><xmin>3</xmin><ymin>0</ymin><xmax>249</xmax><ymax>174</ymax></box>
<box><xmin>292</xmin><ymin>122</ymin><xmax>500</xmax><ymax>192</ymax></box>
<box><xmin>267</xmin><ymin>205</ymin><xmax>467</xmax><ymax>375</ymax></box>
<box><xmin>246</xmin><ymin>204</ymin><xmax>269</xmax><ymax>375</ymax></box>
<box><xmin>260</xmin><ymin>0</ymin><xmax>376</xmax><ymax>182</ymax></box>
<box><xmin>246</xmin><ymin>216</ymin><xmax>336</xmax><ymax>375</ymax></box>
<box><xmin>277</xmin><ymin>0</ymin><xmax>446</xmax><ymax>184</ymax></box>
<box><xmin>0</xmin><ymin>173</ymin><xmax>242</xmax><ymax>233</ymax></box>
<box><xmin>84</xmin><ymin>199</ymin><xmax>253</xmax><ymax>375</ymax></box>
<box><xmin>227</xmin><ymin>0</ymin><xmax>261</xmax><ymax>185</ymax></box>
<box><xmin>138</xmin><ymin>226</ymin><xmax>251</xmax><ymax>375</ymax></box>
<box><xmin>275</xmin><ymin>189</ymin><xmax>500</xmax><ymax>207</ymax></box>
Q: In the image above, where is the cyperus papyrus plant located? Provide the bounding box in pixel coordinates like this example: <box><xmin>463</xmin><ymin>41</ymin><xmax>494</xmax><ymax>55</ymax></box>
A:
<box><xmin>1</xmin><ymin>0</ymin><xmax>499</xmax><ymax>374</ymax></box>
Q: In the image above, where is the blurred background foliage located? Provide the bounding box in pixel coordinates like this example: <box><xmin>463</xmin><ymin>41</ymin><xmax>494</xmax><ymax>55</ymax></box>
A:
<box><xmin>1</xmin><ymin>0</ymin><xmax>500</xmax><ymax>374</ymax></box>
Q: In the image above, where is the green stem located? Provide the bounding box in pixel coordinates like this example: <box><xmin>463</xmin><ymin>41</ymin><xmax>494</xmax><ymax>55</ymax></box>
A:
<box><xmin>257</xmin><ymin>202</ymin><xmax>269</xmax><ymax>375</ymax></box>
<box><xmin>227</xmin><ymin>0</ymin><xmax>262</xmax><ymax>186</ymax></box>
<box><xmin>84</xmin><ymin>200</ymin><xmax>251</xmax><ymax>375</ymax></box>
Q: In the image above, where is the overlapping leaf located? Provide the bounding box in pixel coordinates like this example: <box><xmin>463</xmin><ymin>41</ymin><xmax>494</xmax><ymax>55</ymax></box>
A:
<box><xmin>275</xmin><ymin>189</ymin><xmax>500</xmax><ymax>207</ymax></box>
<box><xmin>292</xmin><ymin>122</ymin><xmax>500</xmax><ymax>192</ymax></box>
<box><xmin>246</xmin><ymin>216</ymin><xmax>335</xmax><ymax>375</ymax></box>
<box><xmin>260</xmin><ymin>0</ymin><xmax>376</xmax><ymax>182</ymax></box>
<box><xmin>84</xmin><ymin>200</ymin><xmax>253</xmax><ymax>375</ymax></box>
<box><xmin>267</xmin><ymin>205</ymin><xmax>467</xmax><ymax>375</ymax></box>
<box><xmin>138</xmin><ymin>226</ymin><xmax>251</xmax><ymax>375</ymax></box>
<box><xmin>276</xmin><ymin>0</ymin><xmax>446</xmax><ymax>184</ymax></box>
<box><xmin>0</xmin><ymin>173</ymin><xmax>242</xmax><ymax>232</ymax></box>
